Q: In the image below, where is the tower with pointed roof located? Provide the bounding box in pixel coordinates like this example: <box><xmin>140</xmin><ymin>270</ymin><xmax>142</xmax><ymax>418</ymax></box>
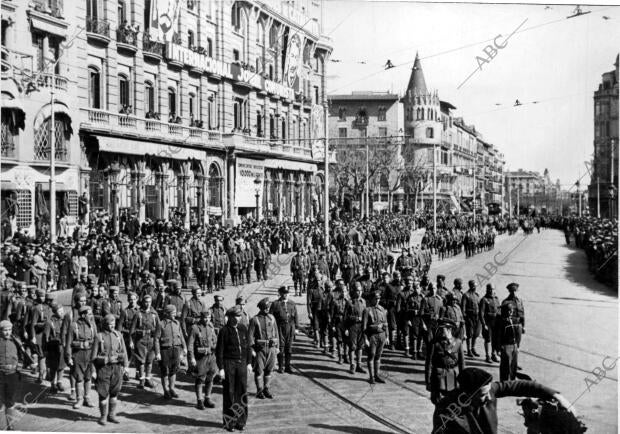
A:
<box><xmin>401</xmin><ymin>53</ymin><xmax>442</xmax><ymax>160</ymax></box>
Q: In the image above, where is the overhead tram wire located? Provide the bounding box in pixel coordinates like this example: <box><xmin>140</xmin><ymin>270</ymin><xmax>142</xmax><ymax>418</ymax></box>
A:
<box><xmin>327</xmin><ymin>5</ymin><xmax>615</xmax><ymax>95</ymax></box>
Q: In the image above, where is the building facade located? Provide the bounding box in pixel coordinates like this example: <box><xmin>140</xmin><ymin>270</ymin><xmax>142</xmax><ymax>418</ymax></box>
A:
<box><xmin>588</xmin><ymin>54</ymin><xmax>619</xmax><ymax>219</ymax></box>
<box><xmin>505</xmin><ymin>168</ymin><xmax>561</xmax><ymax>214</ymax></box>
<box><xmin>1</xmin><ymin>0</ymin><xmax>331</xmax><ymax>237</ymax></box>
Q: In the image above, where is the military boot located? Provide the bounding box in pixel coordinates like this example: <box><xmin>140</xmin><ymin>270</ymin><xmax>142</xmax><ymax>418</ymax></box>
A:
<box><xmin>108</xmin><ymin>398</ymin><xmax>120</xmax><ymax>423</ymax></box>
<box><xmin>72</xmin><ymin>383</ymin><xmax>84</xmax><ymax>409</ymax></box>
<box><xmin>98</xmin><ymin>399</ymin><xmax>108</xmax><ymax>425</ymax></box>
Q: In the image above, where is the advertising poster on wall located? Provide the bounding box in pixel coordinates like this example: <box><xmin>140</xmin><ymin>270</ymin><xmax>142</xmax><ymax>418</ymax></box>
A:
<box><xmin>235</xmin><ymin>158</ymin><xmax>264</xmax><ymax>208</ymax></box>
<box><xmin>150</xmin><ymin>0</ymin><xmax>182</xmax><ymax>42</ymax></box>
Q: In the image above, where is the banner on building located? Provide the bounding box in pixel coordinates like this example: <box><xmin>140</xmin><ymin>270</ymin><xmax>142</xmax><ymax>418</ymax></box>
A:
<box><xmin>150</xmin><ymin>0</ymin><xmax>181</xmax><ymax>42</ymax></box>
<box><xmin>235</xmin><ymin>158</ymin><xmax>264</xmax><ymax>208</ymax></box>
<box><xmin>311</xmin><ymin>104</ymin><xmax>324</xmax><ymax>158</ymax></box>
<box><xmin>284</xmin><ymin>30</ymin><xmax>304</xmax><ymax>89</ymax></box>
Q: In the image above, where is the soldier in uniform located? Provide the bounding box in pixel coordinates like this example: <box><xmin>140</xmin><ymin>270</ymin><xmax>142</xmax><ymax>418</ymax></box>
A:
<box><xmin>188</xmin><ymin>309</ymin><xmax>218</xmax><ymax>410</ymax></box>
<box><xmin>28</xmin><ymin>289</ymin><xmax>51</xmax><ymax>383</ymax></box>
<box><xmin>155</xmin><ymin>305</ymin><xmax>187</xmax><ymax>399</ymax></box>
<box><xmin>104</xmin><ymin>286</ymin><xmax>123</xmax><ymax>329</ymax></box>
<box><xmin>422</xmin><ymin>283</ymin><xmax>444</xmax><ymax>354</ymax></box>
<box><xmin>306</xmin><ymin>268</ymin><xmax>324</xmax><ymax>347</ymax></box>
<box><xmin>405</xmin><ymin>278</ymin><xmax>426</xmax><ymax>359</ymax></box>
<box><xmin>362</xmin><ymin>289</ymin><xmax>388</xmax><ymax>384</ymax></box>
<box><xmin>0</xmin><ymin>320</ymin><xmax>27</xmax><ymax>430</ymax></box>
<box><xmin>91</xmin><ymin>314</ymin><xmax>128</xmax><ymax>425</ymax></box>
<box><xmin>249</xmin><ymin>297</ymin><xmax>279</xmax><ymax>399</ymax></box>
<box><xmin>396</xmin><ymin>276</ymin><xmax>414</xmax><ymax>354</ymax></box>
<box><xmin>425</xmin><ymin>318</ymin><xmax>465</xmax><ymax>404</ymax></box>
<box><xmin>195</xmin><ymin>251</ymin><xmax>208</xmax><ymax>295</ymax></box>
<box><xmin>340</xmin><ymin>246</ymin><xmax>358</xmax><ymax>285</ymax></box>
<box><xmin>164</xmin><ymin>281</ymin><xmax>185</xmax><ymax>322</ymax></box>
<box><xmin>66</xmin><ymin>306</ymin><xmax>96</xmax><ymax>409</ymax></box>
<box><xmin>290</xmin><ymin>249</ymin><xmax>309</xmax><ymax>296</ymax></box>
<box><xmin>344</xmin><ymin>282</ymin><xmax>366</xmax><ymax>375</ymax></box>
<box><xmin>498</xmin><ymin>283</ymin><xmax>524</xmax><ymax>381</ymax></box>
<box><xmin>129</xmin><ymin>294</ymin><xmax>159</xmax><ymax>389</ymax></box>
<box><xmin>380</xmin><ymin>272</ymin><xmax>401</xmax><ymax>350</ymax></box>
<box><xmin>440</xmin><ymin>292</ymin><xmax>465</xmax><ymax>340</ymax></box>
<box><xmin>479</xmin><ymin>283</ymin><xmax>501</xmax><ymax>364</ymax></box>
<box><xmin>269</xmin><ymin>286</ymin><xmax>298</xmax><ymax>373</ymax></box>
<box><xmin>210</xmin><ymin>295</ymin><xmax>227</xmax><ymax>335</ymax></box>
<box><xmin>152</xmin><ymin>279</ymin><xmax>167</xmax><ymax>319</ymax></box>
<box><xmin>119</xmin><ymin>292</ymin><xmax>139</xmax><ymax>381</ymax></box>
<box><xmin>244</xmin><ymin>245</ymin><xmax>255</xmax><ymax>285</ymax></box>
<box><xmin>178</xmin><ymin>246</ymin><xmax>192</xmax><ymax>289</ymax></box>
<box><xmin>327</xmin><ymin>245</ymin><xmax>340</xmax><ymax>282</ymax></box>
<box><xmin>451</xmin><ymin>278</ymin><xmax>464</xmax><ymax>305</ymax></box>
<box><xmin>43</xmin><ymin>302</ymin><xmax>66</xmax><ymax>393</ymax></box>
<box><xmin>461</xmin><ymin>280</ymin><xmax>481</xmax><ymax>358</ymax></box>
<box><xmin>235</xmin><ymin>295</ymin><xmax>250</xmax><ymax>328</ymax></box>
<box><xmin>216</xmin><ymin>306</ymin><xmax>252</xmax><ymax>432</ymax></box>
<box><xmin>89</xmin><ymin>285</ymin><xmax>107</xmax><ymax>330</ymax></box>
<box><xmin>218</xmin><ymin>248</ymin><xmax>229</xmax><ymax>291</ymax></box>
<box><xmin>182</xmin><ymin>286</ymin><xmax>205</xmax><ymax>338</ymax></box>
<box><xmin>329</xmin><ymin>281</ymin><xmax>349</xmax><ymax>364</ymax></box>
<box><xmin>229</xmin><ymin>246</ymin><xmax>241</xmax><ymax>287</ymax></box>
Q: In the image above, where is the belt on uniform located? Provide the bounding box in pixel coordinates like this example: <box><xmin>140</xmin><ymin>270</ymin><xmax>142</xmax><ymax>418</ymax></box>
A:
<box><xmin>160</xmin><ymin>344</ymin><xmax>184</xmax><ymax>349</ymax></box>
<box><xmin>196</xmin><ymin>347</ymin><xmax>211</xmax><ymax>355</ymax></box>
<box><xmin>72</xmin><ymin>341</ymin><xmax>92</xmax><ymax>350</ymax></box>
<box><xmin>0</xmin><ymin>364</ymin><xmax>17</xmax><ymax>371</ymax></box>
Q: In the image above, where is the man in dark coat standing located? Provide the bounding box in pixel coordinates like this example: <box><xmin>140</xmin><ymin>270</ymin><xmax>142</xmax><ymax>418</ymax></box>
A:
<box><xmin>216</xmin><ymin>306</ymin><xmax>252</xmax><ymax>432</ymax></box>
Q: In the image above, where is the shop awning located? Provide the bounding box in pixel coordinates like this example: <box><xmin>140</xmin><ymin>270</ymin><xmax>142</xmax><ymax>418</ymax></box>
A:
<box><xmin>1</xmin><ymin>106</ymin><xmax>25</xmax><ymax>130</ymax></box>
<box><xmin>263</xmin><ymin>158</ymin><xmax>317</xmax><ymax>172</ymax></box>
<box><xmin>1</xmin><ymin>181</ymin><xmax>19</xmax><ymax>190</ymax></box>
<box><xmin>97</xmin><ymin>136</ymin><xmax>206</xmax><ymax>161</ymax></box>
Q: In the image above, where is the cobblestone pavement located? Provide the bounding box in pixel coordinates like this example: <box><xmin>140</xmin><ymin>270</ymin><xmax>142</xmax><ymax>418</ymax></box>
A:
<box><xmin>5</xmin><ymin>229</ymin><xmax>617</xmax><ymax>433</ymax></box>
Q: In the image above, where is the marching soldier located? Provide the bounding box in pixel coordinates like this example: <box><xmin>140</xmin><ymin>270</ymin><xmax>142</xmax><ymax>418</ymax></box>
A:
<box><xmin>164</xmin><ymin>281</ymin><xmax>185</xmax><ymax>322</ymax></box>
<box><xmin>291</xmin><ymin>249</ymin><xmax>309</xmax><ymax>296</ymax></box>
<box><xmin>182</xmin><ymin>286</ymin><xmax>204</xmax><ymax>338</ymax></box>
<box><xmin>451</xmin><ymin>278</ymin><xmax>464</xmax><ymax>305</ymax></box>
<box><xmin>66</xmin><ymin>306</ymin><xmax>96</xmax><ymax>409</ymax></box>
<box><xmin>380</xmin><ymin>271</ymin><xmax>401</xmax><ymax>350</ymax></box>
<box><xmin>424</xmin><ymin>318</ymin><xmax>465</xmax><ymax>404</ymax></box>
<box><xmin>422</xmin><ymin>283</ymin><xmax>444</xmax><ymax>351</ymax></box>
<box><xmin>43</xmin><ymin>302</ymin><xmax>66</xmax><ymax>394</ymax></box>
<box><xmin>218</xmin><ymin>248</ymin><xmax>229</xmax><ymax>291</ymax></box>
<box><xmin>344</xmin><ymin>282</ymin><xmax>366</xmax><ymax>375</ymax></box>
<box><xmin>152</xmin><ymin>279</ymin><xmax>167</xmax><ymax>319</ymax></box>
<box><xmin>244</xmin><ymin>245</ymin><xmax>255</xmax><ymax>284</ymax></box>
<box><xmin>195</xmin><ymin>252</ymin><xmax>208</xmax><ymax>295</ymax></box>
<box><xmin>270</xmin><ymin>286</ymin><xmax>299</xmax><ymax>374</ymax></box>
<box><xmin>89</xmin><ymin>285</ymin><xmax>107</xmax><ymax>330</ymax></box>
<box><xmin>188</xmin><ymin>309</ymin><xmax>218</xmax><ymax>410</ymax></box>
<box><xmin>405</xmin><ymin>278</ymin><xmax>426</xmax><ymax>359</ymax></box>
<box><xmin>210</xmin><ymin>295</ymin><xmax>227</xmax><ymax>335</ymax></box>
<box><xmin>479</xmin><ymin>283</ymin><xmax>501</xmax><ymax>364</ymax></box>
<box><xmin>396</xmin><ymin>276</ymin><xmax>414</xmax><ymax>354</ymax></box>
<box><xmin>307</xmin><ymin>268</ymin><xmax>325</xmax><ymax>347</ymax></box>
<box><xmin>249</xmin><ymin>298</ymin><xmax>279</xmax><ymax>399</ymax></box>
<box><xmin>340</xmin><ymin>246</ymin><xmax>358</xmax><ymax>285</ymax></box>
<box><xmin>179</xmin><ymin>246</ymin><xmax>192</xmax><ymax>289</ymax></box>
<box><xmin>91</xmin><ymin>314</ymin><xmax>128</xmax><ymax>425</ymax></box>
<box><xmin>440</xmin><ymin>292</ymin><xmax>465</xmax><ymax>340</ymax></box>
<box><xmin>155</xmin><ymin>305</ymin><xmax>187</xmax><ymax>399</ymax></box>
<box><xmin>327</xmin><ymin>245</ymin><xmax>341</xmax><ymax>282</ymax></box>
<box><xmin>317</xmin><ymin>281</ymin><xmax>334</xmax><ymax>354</ymax></box>
<box><xmin>130</xmin><ymin>294</ymin><xmax>159</xmax><ymax>389</ymax></box>
<box><xmin>229</xmin><ymin>246</ymin><xmax>241</xmax><ymax>287</ymax></box>
<box><xmin>28</xmin><ymin>289</ymin><xmax>51</xmax><ymax>383</ymax></box>
<box><xmin>216</xmin><ymin>306</ymin><xmax>252</xmax><ymax>432</ymax></box>
<box><xmin>498</xmin><ymin>283</ymin><xmax>525</xmax><ymax>381</ymax></box>
<box><xmin>118</xmin><ymin>292</ymin><xmax>139</xmax><ymax>381</ymax></box>
<box><xmin>461</xmin><ymin>280</ymin><xmax>481</xmax><ymax>358</ymax></box>
<box><xmin>329</xmin><ymin>281</ymin><xmax>349</xmax><ymax>364</ymax></box>
<box><xmin>362</xmin><ymin>289</ymin><xmax>388</xmax><ymax>384</ymax></box>
<box><xmin>0</xmin><ymin>320</ymin><xmax>28</xmax><ymax>430</ymax></box>
<box><xmin>104</xmin><ymin>286</ymin><xmax>123</xmax><ymax>329</ymax></box>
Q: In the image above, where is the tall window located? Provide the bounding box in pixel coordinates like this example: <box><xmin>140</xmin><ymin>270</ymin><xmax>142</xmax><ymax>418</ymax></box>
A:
<box><xmin>144</xmin><ymin>0</ymin><xmax>151</xmax><ymax>29</ymax></box>
<box><xmin>118</xmin><ymin>74</ymin><xmax>130</xmax><ymax>109</ymax></box>
<box><xmin>233</xmin><ymin>49</ymin><xmax>240</xmax><ymax>61</ymax></box>
<box><xmin>281</xmin><ymin>117</ymin><xmax>286</xmax><ymax>140</ymax></box>
<box><xmin>168</xmin><ymin>87</ymin><xmax>177</xmax><ymax>117</ymax></box>
<box><xmin>338</xmin><ymin>107</ymin><xmax>346</xmax><ymax>121</ymax></box>
<box><xmin>89</xmin><ymin>66</ymin><xmax>101</xmax><ymax>108</ymax></box>
<box><xmin>231</xmin><ymin>3</ymin><xmax>241</xmax><ymax>31</ymax></box>
<box><xmin>314</xmin><ymin>86</ymin><xmax>319</xmax><ymax>104</ymax></box>
<box><xmin>269</xmin><ymin>114</ymin><xmax>275</xmax><ymax>138</ymax></box>
<box><xmin>269</xmin><ymin>25</ymin><xmax>278</xmax><ymax>48</ymax></box>
<box><xmin>379</xmin><ymin>127</ymin><xmax>387</xmax><ymax>136</ymax></box>
<box><xmin>207</xmin><ymin>93</ymin><xmax>216</xmax><ymax>129</ymax></box>
<box><xmin>118</xmin><ymin>0</ymin><xmax>126</xmax><ymax>23</ymax></box>
<box><xmin>426</xmin><ymin>127</ymin><xmax>434</xmax><ymax>138</ymax></box>
<box><xmin>233</xmin><ymin>99</ymin><xmax>243</xmax><ymax>129</ymax></box>
<box><xmin>258</xmin><ymin>22</ymin><xmax>265</xmax><ymax>45</ymax></box>
<box><xmin>188</xmin><ymin>93</ymin><xmax>196</xmax><ymax>120</ymax></box>
<box><xmin>187</xmin><ymin>30</ymin><xmax>194</xmax><ymax>48</ymax></box>
<box><xmin>338</xmin><ymin>127</ymin><xmax>347</xmax><ymax>138</ymax></box>
<box><xmin>378</xmin><ymin>106</ymin><xmax>386</xmax><ymax>121</ymax></box>
<box><xmin>145</xmin><ymin>81</ymin><xmax>155</xmax><ymax>113</ymax></box>
<box><xmin>87</xmin><ymin>0</ymin><xmax>100</xmax><ymax>18</ymax></box>
<box><xmin>32</xmin><ymin>33</ymin><xmax>44</xmax><ymax>71</ymax></box>
<box><xmin>207</xmin><ymin>38</ymin><xmax>213</xmax><ymax>57</ymax></box>
<box><xmin>268</xmin><ymin>64</ymin><xmax>273</xmax><ymax>80</ymax></box>
<box><xmin>256</xmin><ymin>111</ymin><xmax>263</xmax><ymax>136</ymax></box>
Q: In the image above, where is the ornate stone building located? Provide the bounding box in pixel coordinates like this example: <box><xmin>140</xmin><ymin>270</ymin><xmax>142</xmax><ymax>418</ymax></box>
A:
<box><xmin>1</xmin><ymin>0</ymin><xmax>331</xmax><ymax>236</ymax></box>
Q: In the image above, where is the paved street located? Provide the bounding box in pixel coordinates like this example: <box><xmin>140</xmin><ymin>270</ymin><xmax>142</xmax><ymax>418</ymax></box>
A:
<box><xmin>6</xmin><ymin>229</ymin><xmax>617</xmax><ymax>433</ymax></box>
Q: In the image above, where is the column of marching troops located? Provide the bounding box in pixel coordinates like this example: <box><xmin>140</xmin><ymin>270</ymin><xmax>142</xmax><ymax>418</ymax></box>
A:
<box><xmin>299</xmin><ymin>242</ymin><xmax>526</xmax><ymax>406</ymax></box>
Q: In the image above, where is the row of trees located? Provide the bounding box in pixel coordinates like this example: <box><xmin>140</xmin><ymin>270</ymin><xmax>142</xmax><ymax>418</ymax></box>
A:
<box><xmin>329</xmin><ymin>136</ymin><xmax>433</xmax><ymax>214</ymax></box>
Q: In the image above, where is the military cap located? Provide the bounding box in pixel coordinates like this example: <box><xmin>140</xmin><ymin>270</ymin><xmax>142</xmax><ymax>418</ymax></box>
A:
<box><xmin>35</xmin><ymin>289</ymin><xmax>45</xmax><ymax>297</ymax></box>
<box><xmin>257</xmin><ymin>297</ymin><xmax>270</xmax><ymax>310</ymax></box>
<box><xmin>199</xmin><ymin>309</ymin><xmax>210</xmax><ymax>317</ymax></box>
<box><xmin>45</xmin><ymin>291</ymin><xmax>56</xmax><ymax>300</ymax></box>
<box><xmin>0</xmin><ymin>320</ymin><xmax>12</xmax><ymax>329</ymax></box>
<box><xmin>166</xmin><ymin>279</ymin><xmax>178</xmax><ymax>285</ymax></box>
<box><xmin>214</xmin><ymin>295</ymin><xmax>224</xmax><ymax>301</ymax></box>
<box><xmin>155</xmin><ymin>279</ymin><xmax>164</xmax><ymax>286</ymax></box>
<box><xmin>142</xmin><ymin>270</ymin><xmax>150</xmax><ymax>277</ymax></box>
<box><xmin>454</xmin><ymin>278</ymin><xmax>463</xmax><ymax>285</ymax></box>
<box><xmin>191</xmin><ymin>285</ymin><xmax>200</xmax><ymax>293</ymax></box>
<box><xmin>278</xmin><ymin>286</ymin><xmax>289</xmax><ymax>294</ymax></box>
<box><xmin>438</xmin><ymin>318</ymin><xmax>457</xmax><ymax>329</ymax></box>
<box><xmin>507</xmin><ymin>282</ymin><xmax>519</xmax><ymax>291</ymax></box>
<box><xmin>104</xmin><ymin>314</ymin><xmax>116</xmax><ymax>323</ymax></box>
<box><xmin>87</xmin><ymin>274</ymin><xmax>97</xmax><ymax>282</ymax></box>
<box><xmin>165</xmin><ymin>304</ymin><xmax>177</xmax><ymax>314</ymax></box>
<box><xmin>436</xmin><ymin>274</ymin><xmax>446</xmax><ymax>281</ymax></box>
<box><xmin>79</xmin><ymin>306</ymin><xmax>92</xmax><ymax>314</ymax></box>
<box><xmin>226</xmin><ymin>306</ymin><xmax>242</xmax><ymax>317</ymax></box>
<box><xmin>468</xmin><ymin>280</ymin><xmax>476</xmax><ymax>287</ymax></box>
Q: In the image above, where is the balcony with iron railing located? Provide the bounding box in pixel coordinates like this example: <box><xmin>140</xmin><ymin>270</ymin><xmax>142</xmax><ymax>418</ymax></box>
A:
<box><xmin>86</xmin><ymin>16</ymin><xmax>111</xmax><ymax>43</ymax></box>
<box><xmin>352</xmin><ymin>116</ymin><xmax>369</xmax><ymax>128</ymax></box>
<box><xmin>31</xmin><ymin>0</ymin><xmax>64</xmax><ymax>19</ymax></box>
<box><xmin>143</xmin><ymin>35</ymin><xmax>165</xmax><ymax>61</ymax></box>
<box><xmin>224</xmin><ymin>133</ymin><xmax>315</xmax><ymax>160</ymax></box>
<box><xmin>116</xmin><ymin>24</ymin><xmax>139</xmax><ymax>53</ymax></box>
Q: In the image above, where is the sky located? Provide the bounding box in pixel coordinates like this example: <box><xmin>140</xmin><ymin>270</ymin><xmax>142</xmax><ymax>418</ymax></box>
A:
<box><xmin>321</xmin><ymin>0</ymin><xmax>620</xmax><ymax>189</ymax></box>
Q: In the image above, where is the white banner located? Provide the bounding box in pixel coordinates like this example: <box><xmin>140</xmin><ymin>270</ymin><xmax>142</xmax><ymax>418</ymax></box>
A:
<box><xmin>311</xmin><ymin>104</ymin><xmax>324</xmax><ymax>158</ymax></box>
<box><xmin>151</xmin><ymin>0</ymin><xmax>181</xmax><ymax>42</ymax></box>
<box><xmin>284</xmin><ymin>31</ymin><xmax>304</xmax><ymax>89</ymax></box>
<box><xmin>235</xmin><ymin>158</ymin><xmax>264</xmax><ymax>208</ymax></box>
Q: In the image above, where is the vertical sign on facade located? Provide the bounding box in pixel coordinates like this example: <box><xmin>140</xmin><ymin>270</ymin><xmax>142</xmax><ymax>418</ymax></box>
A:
<box><xmin>311</xmin><ymin>104</ymin><xmax>324</xmax><ymax>158</ymax></box>
<box><xmin>235</xmin><ymin>158</ymin><xmax>265</xmax><ymax>208</ymax></box>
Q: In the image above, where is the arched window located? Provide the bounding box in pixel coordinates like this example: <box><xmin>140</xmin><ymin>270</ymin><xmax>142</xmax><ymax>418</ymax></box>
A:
<box><xmin>144</xmin><ymin>80</ymin><xmax>155</xmax><ymax>114</ymax></box>
<box><xmin>187</xmin><ymin>29</ymin><xmax>195</xmax><ymax>48</ymax></box>
<box><xmin>256</xmin><ymin>111</ymin><xmax>263</xmax><ymax>136</ymax></box>
<box><xmin>34</xmin><ymin>114</ymin><xmax>71</xmax><ymax>161</ymax></box>
<box><xmin>118</xmin><ymin>0</ymin><xmax>126</xmax><ymax>23</ymax></box>
<box><xmin>231</xmin><ymin>3</ymin><xmax>241</xmax><ymax>31</ymax></box>
<box><xmin>258</xmin><ymin>21</ymin><xmax>265</xmax><ymax>45</ymax></box>
<box><xmin>118</xmin><ymin>73</ymin><xmax>130</xmax><ymax>110</ymax></box>
<box><xmin>269</xmin><ymin>24</ymin><xmax>278</xmax><ymax>48</ymax></box>
<box><xmin>380</xmin><ymin>172</ymin><xmax>389</xmax><ymax>189</ymax></box>
<box><xmin>188</xmin><ymin>92</ymin><xmax>196</xmax><ymax>120</ymax></box>
<box><xmin>269</xmin><ymin>114</ymin><xmax>275</xmax><ymax>138</ymax></box>
<box><xmin>281</xmin><ymin>117</ymin><xmax>286</xmax><ymax>140</ymax></box>
<box><xmin>420</xmin><ymin>108</ymin><xmax>424</xmax><ymax>120</ymax></box>
<box><xmin>88</xmin><ymin>66</ymin><xmax>101</xmax><ymax>108</ymax></box>
<box><xmin>378</xmin><ymin>106</ymin><xmax>386</xmax><ymax>121</ymax></box>
<box><xmin>208</xmin><ymin>163</ymin><xmax>222</xmax><ymax>208</ymax></box>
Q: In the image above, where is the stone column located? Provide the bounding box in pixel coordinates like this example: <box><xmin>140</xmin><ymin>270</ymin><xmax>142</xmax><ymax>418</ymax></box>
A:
<box><xmin>263</xmin><ymin>171</ymin><xmax>271</xmax><ymax>220</ymax></box>
<box><xmin>179</xmin><ymin>161</ymin><xmax>191</xmax><ymax>229</ymax></box>
<box><xmin>135</xmin><ymin>161</ymin><xmax>147</xmax><ymax>223</ymax></box>
<box><xmin>275</xmin><ymin>173</ymin><xmax>283</xmax><ymax>222</ymax></box>
<box><xmin>227</xmin><ymin>153</ymin><xmax>236</xmax><ymax>219</ymax></box>
<box><xmin>299</xmin><ymin>173</ymin><xmax>305</xmax><ymax>222</ymax></box>
<box><xmin>197</xmin><ymin>174</ymin><xmax>206</xmax><ymax>227</ymax></box>
<box><xmin>307</xmin><ymin>178</ymin><xmax>316</xmax><ymax>221</ymax></box>
<box><xmin>79</xmin><ymin>169</ymin><xmax>90</xmax><ymax>227</ymax></box>
<box><xmin>287</xmin><ymin>174</ymin><xmax>294</xmax><ymax>222</ymax></box>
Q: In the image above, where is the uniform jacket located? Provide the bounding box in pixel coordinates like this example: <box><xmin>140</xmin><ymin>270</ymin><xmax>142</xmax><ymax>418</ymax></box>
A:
<box><xmin>269</xmin><ymin>299</ymin><xmax>299</xmax><ymax>328</ymax></box>
<box><xmin>215</xmin><ymin>323</ymin><xmax>252</xmax><ymax>367</ymax></box>
<box><xmin>248</xmin><ymin>312</ymin><xmax>280</xmax><ymax>350</ymax></box>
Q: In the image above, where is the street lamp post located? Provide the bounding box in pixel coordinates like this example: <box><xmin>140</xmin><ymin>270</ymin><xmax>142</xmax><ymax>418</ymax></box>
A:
<box><xmin>109</xmin><ymin>163</ymin><xmax>121</xmax><ymax>235</ymax></box>
<box><xmin>253</xmin><ymin>176</ymin><xmax>261</xmax><ymax>220</ymax></box>
<box><xmin>432</xmin><ymin>144</ymin><xmax>437</xmax><ymax>232</ymax></box>
<box><xmin>295</xmin><ymin>178</ymin><xmax>302</xmax><ymax>223</ymax></box>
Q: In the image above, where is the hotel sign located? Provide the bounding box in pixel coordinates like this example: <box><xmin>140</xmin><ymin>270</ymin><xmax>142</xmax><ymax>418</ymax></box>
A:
<box><xmin>166</xmin><ymin>44</ymin><xmax>296</xmax><ymax>100</ymax></box>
